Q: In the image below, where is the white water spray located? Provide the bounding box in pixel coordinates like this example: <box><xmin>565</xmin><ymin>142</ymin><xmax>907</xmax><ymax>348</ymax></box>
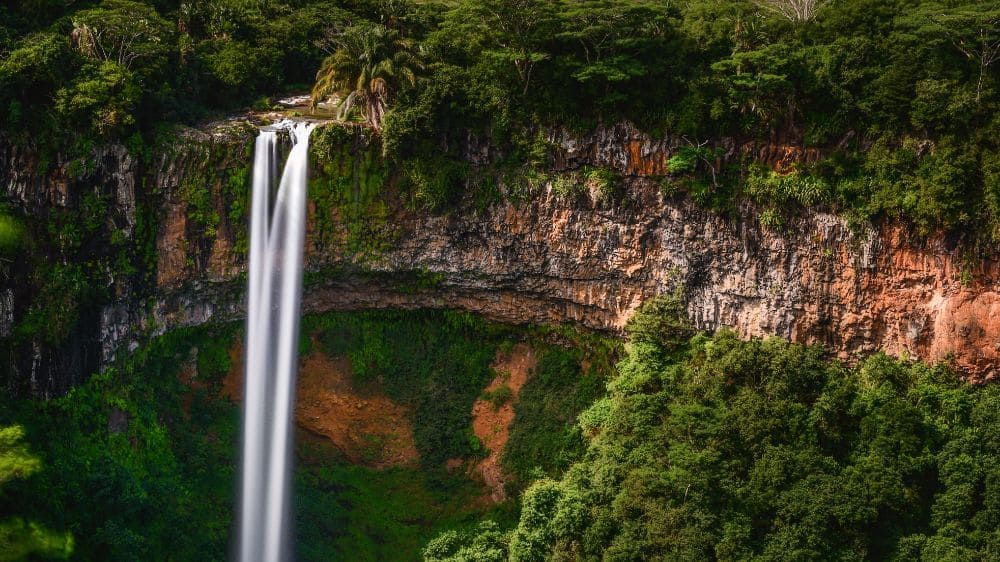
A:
<box><xmin>239</xmin><ymin>121</ymin><xmax>316</xmax><ymax>562</ymax></box>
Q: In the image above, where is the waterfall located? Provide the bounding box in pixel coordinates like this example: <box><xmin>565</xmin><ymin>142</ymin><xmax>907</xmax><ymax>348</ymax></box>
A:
<box><xmin>239</xmin><ymin>121</ymin><xmax>316</xmax><ymax>562</ymax></box>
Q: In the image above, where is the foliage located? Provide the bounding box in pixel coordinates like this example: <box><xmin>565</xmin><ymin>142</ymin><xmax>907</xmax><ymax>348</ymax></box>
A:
<box><xmin>424</xmin><ymin>520</ymin><xmax>509</xmax><ymax>562</ymax></box>
<box><xmin>70</xmin><ymin>0</ymin><xmax>172</xmax><ymax>73</ymax></box>
<box><xmin>439</xmin><ymin>302</ymin><xmax>1000</xmax><ymax>561</ymax></box>
<box><xmin>0</xmin><ymin>426</ymin><xmax>73</xmax><ymax>561</ymax></box>
<box><xmin>308</xmin><ymin>124</ymin><xmax>393</xmax><ymax>258</ymax></box>
<box><xmin>0</xmin><ymin>213</ymin><xmax>23</xmax><ymax>254</ymax></box>
<box><xmin>581</xmin><ymin>166</ymin><xmax>621</xmax><ymax>204</ymax></box>
<box><xmin>296</xmin><ymin>458</ymin><xmax>491</xmax><ymax>562</ymax></box>
<box><xmin>0</xmin><ymin>309</ymin><xmax>620</xmax><ymax>561</ymax></box>
<box><xmin>402</xmin><ymin>153</ymin><xmax>468</xmax><ymax>211</ymax></box>
<box><xmin>481</xmin><ymin>385</ymin><xmax>513</xmax><ymax>411</ymax></box>
<box><xmin>15</xmin><ymin>263</ymin><xmax>91</xmax><ymax>346</ymax></box>
<box><xmin>307</xmin><ymin>310</ymin><xmax>511</xmax><ymax>468</ymax></box>
<box><xmin>312</xmin><ymin>22</ymin><xmax>422</xmax><ymax>130</ymax></box>
<box><xmin>0</xmin><ymin>326</ymin><xmax>240</xmax><ymax>560</ymax></box>
<box><xmin>0</xmin><ymin>426</ymin><xmax>40</xmax><ymax>489</ymax></box>
<box><xmin>0</xmin><ymin>32</ymin><xmax>74</xmax><ymax>135</ymax></box>
<box><xmin>903</xmin><ymin>2</ymin><xmax>1000</xmax><ymax>103</ymax></box>
<box><xmin>624</xmin><ymin>289</ymin><xmax>694</xmax><ymax>351</ymax></box>
<box><xmin>746</xmin><ymin>165</ymin><xmax>833</xmax><ymax>207</ymax></box>
<box><xmin>55</xmin><ymin>61</ymin><xmax>142</xmax><ymax>138</ymax></box>
<box><xmin>2</xmin><ymin>0</ymin><xmax>1000</xmax><ymax>234</ymax></box>
<box><xmin>502</xmin><ymin>347</ymin><xmax>606</xmax><ymax>486</ymax></box>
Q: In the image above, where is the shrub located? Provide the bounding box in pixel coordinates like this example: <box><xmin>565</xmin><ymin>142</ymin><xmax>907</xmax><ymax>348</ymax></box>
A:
<box><xmin>624</xmin><ymin>289</ymin><xmax>694</xmax><ymax>351</ymax></box>
<box><xmin>481</xmin><ymin>385</ymin><xmax>514</xmax><ymax>411</ymax></box>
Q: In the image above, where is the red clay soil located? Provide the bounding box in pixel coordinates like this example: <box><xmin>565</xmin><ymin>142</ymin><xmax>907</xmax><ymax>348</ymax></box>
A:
<box><xmin>470</xmin><ymin>343</ymin><xmax>538</xmax><ymax>503</ymax></box>
<box><xmin>222</xmin><ymin>342</ymin><xmax>419</xmax><ymax>469</ymax></box>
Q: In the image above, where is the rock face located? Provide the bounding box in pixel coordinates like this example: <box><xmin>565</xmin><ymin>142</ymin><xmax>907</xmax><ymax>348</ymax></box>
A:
<box><xmin>3</xmin><ymin>121</ymin><xmax>1000</xmax><ymax>396</ymax></box>
<box><xmin>0</xmin><ymin>139</ymin><xmax>141</xmax><ymax>396</ymax></box>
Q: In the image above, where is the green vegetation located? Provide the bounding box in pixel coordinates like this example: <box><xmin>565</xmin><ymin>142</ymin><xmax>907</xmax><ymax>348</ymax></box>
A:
<box><xmin>0</xmin><ymin>426</ymin><xmax>73</xmax><ymax>560</ymax></box>
<box><xmin>296</xmin><ymin>445</ymin><xmax>498</xmax><ymax>562</ymax></box>
<box><xmin>0</xmin><ymin>213</ymin><xmax>22</xmax><ymax>253</ymax></box>
<box><xmin>306</xmin><ymin>310</ymin><xmax>511</xmax><ymax>467</ymax></box>
<box><xmin>430</xmin><ymin>297</ymin><xmax>1000</xmax><ymax>561</ymax></box>
<box><xmin>481</xmin><ymin>385</ymin><xmax>513</xmax><ymax>411</ymax></box>
<box><xmin>4</xmin><ymin>0</ymin><xmax>1000</xmax><ymax>236</ymax></box>
<box><xmin>0</xmin><ymin>324</ymin><xmax>240</xmax><ymax>560</ymax></box>
<box><xmin>502</xmin><ymin>348</ymin><xmax>605</xmax><ymax>486</ymax></box>
<box><xmin>5</xmin><ymin>0</ymin><xmax>1000</xmax><ymax>558</ymax></box>
<box><xmin>0</xmin><ymin>309</ymin><xmax>613</xmax><ymax>560</ymax></box>
<box><xmin>8</xmin><ymin>195</ymin><xmax>113</xmax><ymax>352</ymax></box>
<box><xmin>311</xmin><ymin>21</ymin><xmax>422</xmax><ymax>130</ymax></box>
<box><xmin>308</xmin><ymin>124</ymin><xmax>393</xmax><ymax>259</ymax></box>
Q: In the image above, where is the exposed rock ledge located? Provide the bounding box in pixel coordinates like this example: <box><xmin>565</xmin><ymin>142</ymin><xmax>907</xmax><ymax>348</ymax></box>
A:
<box><xmin>5</xmin><ymin>121</ymin><xmax>1000</xmax><ymax>398</ymax></box>
<box><xmin>120</xmin><ymin>176</ymin><xmax>1000</xmax><ymax>384</ymax></box>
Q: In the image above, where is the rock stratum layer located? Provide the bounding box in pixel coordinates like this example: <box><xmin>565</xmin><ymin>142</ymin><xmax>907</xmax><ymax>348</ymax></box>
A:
<box><xmin>3</xmin><ymin>121</ymin><xmax>999</xmax><ymax>396</ymax></box>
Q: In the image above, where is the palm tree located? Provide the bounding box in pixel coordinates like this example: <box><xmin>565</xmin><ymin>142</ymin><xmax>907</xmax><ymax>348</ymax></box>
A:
<box><xmin>311</xmin><ymin>23</ymin><xmax>421</xmax><ymax>131</ymax></box>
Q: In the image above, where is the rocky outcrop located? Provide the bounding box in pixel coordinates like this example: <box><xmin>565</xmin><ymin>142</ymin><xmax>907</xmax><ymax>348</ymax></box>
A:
<box><xmin>3</xmin><ymin>121</ymin><xmax>1000</xmax><ymax>397</ymax></box>
<box><xmin>148</xmin><ymin>178</ymin><xmax>1000</xmax><ymax>382</ymax></box>
<box><xmin>0</xmin><ymin>139</ymin><xmax>142</xmax><ymax>396</ymax></box>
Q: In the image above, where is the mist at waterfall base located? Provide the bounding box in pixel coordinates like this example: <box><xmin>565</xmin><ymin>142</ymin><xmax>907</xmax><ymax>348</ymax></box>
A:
<box><xmin>238</xmin><ymin>121</ymin><xmax>316</xmax><ymax>562</ymax></box>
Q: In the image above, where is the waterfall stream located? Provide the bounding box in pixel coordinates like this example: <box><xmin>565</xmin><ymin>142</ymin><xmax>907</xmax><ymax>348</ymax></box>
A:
<box><xmin>239</xmin><ymin>121</ymin><xmax>316</xmax><ymax>562</ymax></box>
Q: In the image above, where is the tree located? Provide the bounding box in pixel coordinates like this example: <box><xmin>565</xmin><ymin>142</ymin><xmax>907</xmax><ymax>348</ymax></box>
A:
<box><xmin>423</xmin><ymin>521</ymin><xmax>508</xmax><ymax>562</ymax></box>
<box><xmin>557</xmin><ymin>0</ymin><xmax>674</xmax><ymax>94</ymax></box>
<box><xmin>910</xmin><ymin>2</ymin><xmax>1000</xmax><ymax>102</ymax></box>
<box><xmin>0</xmin><ymin>32</ymin><xmax>73</xmax><ymax>129</ymax></box>
<box><xmin>712</xmin><ymin>44</ymin><xmax>799</xmax><ymax>133</ymax></box>
<box><xmin>625</xmin><ymin>289</ymin><xmax>694</xmax><ymax>351</ymax></box>
<box><xmin>446</xmin><ymin>0</ymin><xmax>557</xmax><ymax>96</ymax></box>
<box><xmin>753</xmin><ymin>0</ymin><xmax>829</xmax><ymax>22</ymax></box>
<box><xmin>429</xmin><ymin>297</ymin><xmax>1000</xmax><ymax>561</ymax></box>
<box><xmin>55</xmin><ymin>61</ymin><xmax>142</xmax><ymax>138</ymax></box>
<box><xmin>311</xmin><ymin>22</ymin><xmax>421</xmax><ymax>130</ymax></box>
<box><xmin>0</xmin><ymin>426</ymin><xmax>73</xmax><ymax>560</ymax></box>
<box><xmin>69</xmin><ymin>0</ymin><xmax>172</xmax><ymax>73</ymax></box>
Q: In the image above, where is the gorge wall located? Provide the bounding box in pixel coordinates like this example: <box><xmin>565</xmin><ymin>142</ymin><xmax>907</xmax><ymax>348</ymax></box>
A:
<box><xmin>3</xmin><ymin>120</ymin><xmax>999</xmax><ymax>397</ymax></box>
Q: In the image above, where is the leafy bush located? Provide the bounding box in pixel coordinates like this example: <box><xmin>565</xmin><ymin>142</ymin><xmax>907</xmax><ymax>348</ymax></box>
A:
<box><xmin>481</xmin><ymin>385</ymin><xmax>513</xmax><ymax>411</ymax></box>
<box><xmin>0</xmin><ymin>213</ymin><xmax>24</xmax><ymax>254</ymax></box>
<box><xmin>745</xmin><ymin>165</ymin><xmax>833</xmax><ymax>207</ymax></box>
<box><xmin>402</xmin><ymin>155</ymin><xmax>468</xmax><ymax>211</ymax></box>
<box><xmin>0</xmin><ymin>326</ymin><xmax>240</xmax><ymax>560</ymax></box>
<box><xmin>3</xmin><ymin>0</ymin><xmax>1000</xmax><ymax>236</ymax></box>
<box><xmin>581</xmin><ymin>166</ymin><xmax>621</xmax><ymax>203</ymax></box>
<box><xmin>624</xmin><ymin>290</ymin><xmax>694</xmax><ymax>351</ymax></box>
<box><xmin>0</xmin><ymin>426</ymin><xmax>73</xmax><ymax>560</ymax></box>
<box><xmin>55</xmin><ymin>61</ymin><xmax>141</xmax><ymax>138</ymax></box>
<box><xmin>15</xmin><ymin>263</ymin><xmax>91</xmax><ymax>346</ymax></box>
<box><xmin>667</xmin><ymin>146</ymin><xmax>716</xmax><ymax>175</ymax></box>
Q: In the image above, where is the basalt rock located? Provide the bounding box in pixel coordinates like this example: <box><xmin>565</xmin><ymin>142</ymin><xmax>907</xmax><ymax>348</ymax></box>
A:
<box><xmin>2</xmin><ymin>122</ymin><xmax>999</xmax><ymax>397</ymax></box>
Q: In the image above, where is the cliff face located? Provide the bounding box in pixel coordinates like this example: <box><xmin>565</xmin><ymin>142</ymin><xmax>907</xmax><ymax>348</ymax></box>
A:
<box><xmin>3</xmin><ymin>121</ymin><xmax>999</xmax><ymax>396</ymax></box>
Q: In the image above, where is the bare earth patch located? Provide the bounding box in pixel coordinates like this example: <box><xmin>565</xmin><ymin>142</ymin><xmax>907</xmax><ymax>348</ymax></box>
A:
<box><xmin>222</xmin><ymin>342</ymin><xmax>420</xmax><ymax>469</ymax></box>
<box><xmin>470</xmin><ymin>343</ymin><xmax>538</xmax><ymax>503</ymax></box>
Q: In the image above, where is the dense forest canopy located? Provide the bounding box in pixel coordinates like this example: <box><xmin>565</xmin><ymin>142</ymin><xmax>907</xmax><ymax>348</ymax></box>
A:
<box><xmin>1</xmin><ymin>0</ymin><xmax>999</xmax><ymax>236</ymax></box>
<box><xmin>425</xmin><ymin>297</ymin><xmax>1000</xmax><ymax>561</ymax></box>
